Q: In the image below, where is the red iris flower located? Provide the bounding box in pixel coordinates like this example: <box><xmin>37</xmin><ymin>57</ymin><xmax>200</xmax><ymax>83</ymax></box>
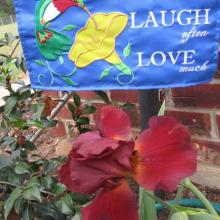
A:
<box><xmin>60</xmin><ymin>105</ymin><xmax>197</xmax><ymax>220</ymax></box>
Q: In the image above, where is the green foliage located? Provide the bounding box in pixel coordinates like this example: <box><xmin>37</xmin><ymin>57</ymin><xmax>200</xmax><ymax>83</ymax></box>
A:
<box><xmin>171</xmin><ymin>210</ymin><xmax>220</xmax><ymax>220</ymax></box>
<box><xmin>0</xmin><ymin>33</ymin><xmax>91</xmax><ymax>219</ymax></box>
<box><xmin>94</xmin><ymin>90</ymin><xmax>110</xmax><ymax>104</ymax></box>
<box><xmin>121</xmin><ymin>103</ymin><xmax>135</xmax><ymax>110</ymax></box>
<box><xmin>0</xmin><ymin>0</ymin><xmax>15</xmax><ymax>16</ymax></box>
<box><xmin>0</xmin><ymin>32</ymin><xmax>26</xmax><ymax>82</ymax></box>
<box><xmin>171</xmin><ymin>212</ymin><xmax>189</xmax><ymax>220</ymax></box>
<box><xmin>0</xmin><ymin>32</ymin><xmax>117</xmax><ymax>220</ymax></box>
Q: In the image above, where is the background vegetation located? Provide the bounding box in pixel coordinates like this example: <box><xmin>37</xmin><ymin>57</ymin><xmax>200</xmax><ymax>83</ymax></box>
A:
<box><xmin>0</xmin><ymin>0</ymin><xmax>15</xmax><ymax>17</ymax></box>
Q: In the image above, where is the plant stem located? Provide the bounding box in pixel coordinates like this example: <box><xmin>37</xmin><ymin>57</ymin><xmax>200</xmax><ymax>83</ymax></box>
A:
<box><xmin>143</xmin><ymin>190</ymin><xmax>178</xmax><ymax>213</ymax></box>
<box><xmin>30</xmin><ymin>92</ymin><xmax>74</xmax><ymax>143</ymax></box>
<box><xmin>182</xmin><ymin>179</ymin><xmax>219</xmax><ymax>218</ymax></box>
<box><xmin>0</xmin><ymin>181</ymin><xmax>15</xmax><ymax>187</ymax></box>
<box><xmin>168</xmin><ymin>182</ymin><xmax>185</xmax><ymax>220</ymax></box>
<box><xmin>0</xmin><ymin>127</ymin><xmax>13</xmax><ymax>145</ymax></box>
<box><xmin>82</xmin><ymin>6</ymin><xmax>99</xmax><ymax>30</ymax></box>
<box><xmin>139</xmin><ymin>188</ymin><xmax>157</xmax><ymax>220</ymax></box>
<box><xmin>0</xmin><ymin>181</ymin><xmax>56</xmax><ymax>197</ymax></box>
<box><xmin>174</xmin><ymin>183</ymin><xmax>185</xmax><ymax>204</ymax></box>
<box><xmin>9</xmin><ymin>39</ymin><xmax>20</xmax><ymax>58</ymax></box>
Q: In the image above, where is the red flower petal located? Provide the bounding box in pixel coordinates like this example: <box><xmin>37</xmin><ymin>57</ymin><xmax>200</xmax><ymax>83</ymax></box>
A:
<box><xmin>59</xmin><ymin>161</ymin><xmax>76</xmax><ymax>192</ymax></box>
<box><xmin>133</xmin><ymin>116</ymin><xmax>197</xmax><ymax>192</ymax></box>
<box><xmin>95</xmin><ymin>105</ymin><xmax>132</xmax><ymax>141</ymax></box>
<box><xmin>82</xmin><ymin>180</ymin><xmax>138</xmax><ymax>220</ymax></box>
<box><xmin>74</xmin><ymin>131</ymin><xmax>119</xmax><ymax>160</ymax></box>
<box><xmin>60</xmin><ymin>141</ymin><xmax>134</xmax><ymax>194</ymax></box>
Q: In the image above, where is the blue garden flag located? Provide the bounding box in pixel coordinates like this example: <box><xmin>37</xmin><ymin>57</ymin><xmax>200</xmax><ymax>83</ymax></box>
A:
<box><xmin>14</xmin><ymin>0</ymin><xmax>220</xmax><ymax>91</ymax></box>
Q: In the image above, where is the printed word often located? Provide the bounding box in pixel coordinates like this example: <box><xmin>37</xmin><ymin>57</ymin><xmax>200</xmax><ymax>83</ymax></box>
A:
<box><xmin>130</xmin><ymin>9</ymin><xmax>211</xmax><ymax>28</ymax></box>
<box><xmin>181</xmin><ymin>26</ymin><xmax>208</xmax><ymax>43</ymax></box>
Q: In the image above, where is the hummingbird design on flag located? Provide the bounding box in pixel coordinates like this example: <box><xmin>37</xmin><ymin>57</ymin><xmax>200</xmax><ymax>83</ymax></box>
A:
<box><xmin>35</xmin><ymin>0</ymin><xmax>83</xmax><ymax>61</ymax></box>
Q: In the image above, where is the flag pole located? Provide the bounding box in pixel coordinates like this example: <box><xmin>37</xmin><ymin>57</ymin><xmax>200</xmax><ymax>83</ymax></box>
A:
<box><xmin>138</xmin><ymin>89</ymin><xmax>162</xmax><ymax>220</ymax></box>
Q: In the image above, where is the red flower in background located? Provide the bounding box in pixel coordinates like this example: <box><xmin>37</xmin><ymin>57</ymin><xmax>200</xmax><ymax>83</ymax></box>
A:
<box><xmin>60</xmin><ymin>105</ymin><xmax>197</xmax><ymax>220</ymax></box>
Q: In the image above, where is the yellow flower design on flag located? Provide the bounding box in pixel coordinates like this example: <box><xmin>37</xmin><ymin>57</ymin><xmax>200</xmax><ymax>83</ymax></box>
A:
<box><xmin>69</xmin><ymin>12</ymin><xmax>127</xmax><ymax>67</ymax></box>
<box><xmin>69</xmin><ymin>12</ymin><xmax>133</xmax><ymax>84</ymax></box>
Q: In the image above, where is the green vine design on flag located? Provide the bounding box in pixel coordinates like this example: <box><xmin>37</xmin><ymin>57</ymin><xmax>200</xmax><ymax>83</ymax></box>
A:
<box><xmin>99</xmin><ymin>42</ymin><xmax>134</xmax><ymax>84</ymax></box>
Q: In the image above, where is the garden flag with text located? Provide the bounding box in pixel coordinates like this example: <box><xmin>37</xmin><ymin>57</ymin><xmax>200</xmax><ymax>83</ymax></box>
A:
<box><xmin>14</xmin><ymin>0</ymin><xmax>220</xmax><ymax>91</ymax></box>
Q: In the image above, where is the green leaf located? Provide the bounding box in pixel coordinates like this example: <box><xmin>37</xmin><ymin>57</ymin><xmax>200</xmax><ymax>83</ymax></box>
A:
<box><xmin>158</xmin><ymin>101</ymin><xmax>166</xmax><ymax>116</ymax></box>
<box><xmin>0</xmin><ymin>118</ymin><xmax>7</xmax><ymax>128</ymax></box>
<box><xmin>20</xmin><ymin>90</ymin><xmax>31</xmax><ymax>100</ymax></box>
<box><xmin>1</xmin><ymin>136</ymin><xmax>16</xmax><ymax>147</ymax></box>
<box><xmin>77</xmin><ymin>117</ymin><xmax>89</xmax><ymax>125</ymax></box>
<box><xmin>68</xmin><ymin>103</ymin><xmax>75</xmax><ymax>113</ymax></box>
<box><xmin>7</xmin><ymin>116</ymin><xmax>26</xmax><ymax>128</ymax></box>
<box><xmin>171</xmin><ymin>212</ymin><xmax>189</xmax><ymax>220</ymax></box>
<box><xmin>94</xmin><ymin>91</ymin><xmax>110</xmax><ymax>104</ymax></box>
<box><xmin>44</xmin><ymin>160</ymin><xmax>59</xmax><ymax>175</ymax></box>
<box><xmin>8</xmin><ymin>172</ymin><xmax>21</xmax><ymax>186</ymax></box>
<box><xmin>63</xmin><ymin>77</ymin><xmax>77</xmax><ymax>86</ymax></box>
<box><xmin>35</xmin><ymin>203</ymin><xmax>65</xmax><ymax>220</ymax></box>
<box><xmin>189</xmin><ymin>212</ymin><xmax>219</xmax><ymax>220</ymax></box>
<box><xmin>15</xmin><ymin>162</ymin><xmax>31</xmax><ymax>174</ymax></box>
<box><xmin>41</xmin><ymin>176</ymin><xmax>53</xmax><ymax>190</ymax></box>
<box><xmin>5</xmin><ymin>32</ymin><xmax>15</xmax><ymax>45</ymax></box>
<box><xmin>99</xmin><ymin>68</ymin><xmax>112</xmax><ymax>79</ymax></box>
<box><xmin>71</xmin><ymin>192</ymin><xmax>89</xmax><ymax>204</ymax></box>
<box><xmin>73</xmin><ymin>93</ymin><xmax>81</xmax><ymax>107</ymax></box>
<box><xmin>53</xmin><ymin>183</ymin><xmax>67</xmax><ymax>196</ymax></box>
<box><xmin>72</xmin><ymin>213</ymin><xmax>81</xmax><ymax>220</ymax></box>
<box><xmin>19</xmin><ymin>57</ymin><xmax>27</xmax><ymax>73</ymax></box>
<box><xmin>63</xmin><ymin>194</ymin><xmax>74</xmax><ymax>209</ymax></box>
<box><xmin>42</xmin><ymin>119</ymin><xmax>58</xmax><ymax>128</ymax></box>
<box><xmin>121</xmin><ymin>103</ymin><xmax>135</xmax><ymax>110</ymax></box>
<box><xmin>4</xmin><ymin>96</ymin><xmax>18</xmax><ymax>115</ymax></box>
<box><xmin>24</xmin><ymin>141</ymin><xmax>36</xmax><ymax>150</ymax></box>
<box><xmin>63</xmin><ymin>25</ymin><xmax>77</xmax><ymax>31</ymax></box>
<box><xmin>0</xmin><ymin>155</ymin><xmax>13</xmax><ymax>169</ymax></box>
<box><xmin>80</xmin><ymin>128</ymin><xmax>90</xmax><ymax>133</ymax></box>
<box><xmin>21</xmin><ymin>205</ymin><xmax>33</xmax><ymax>220</ymax></box>
<box><xmin>14</xmin><ymin>197</ymin><xmax>25</xmax><ymax>214</ymax></box>
<box><xmin>139</xmin><ymin>189</ymin><xmax>157</xmax><ymax>220</ymax></box>
<box><xmin>25</xmin><ymin>120</ymin><xmax>43</xmax><ymax>128</ymax></box>
<box><xmin>82</xmin><ymin>106</ymin><xmax>96</xmax><ymax>114</ymax></box>
<box><xmin>4</xmin><ymin>188</ymin><xmax>23</xmax><ymax>219</ymax></box>
<box><xmin>56</xmin><ymin>200</ymin><xmax>73</xmax><ymax>215</ymax></box>
<box><xmin>31</xmin><ymin>103</ymin><xmax>44</xmax><ymax>121</ymax></box>
<box><xmin>123</xmin><ymin>42</ymin><xmax>131</xmax><ymax>58</ymax></box>
<box><xmin>34</xmin><ymin>60</ymin><xmax>46</xmax><ymax>67</ymax></box>
<box><xmin>23</xmin><ymin>186</ymin><xmax>42</xmax><ymax>202</ymax></box>
<box><xmin>59</xmin><ymin>56</ymin><xmax>64</xmax><ymax>65</ymax></box>
<box><xmin>28</xmin><ymin>176</ymin><xmax>41</xmax><ymax>187</ymax></box>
